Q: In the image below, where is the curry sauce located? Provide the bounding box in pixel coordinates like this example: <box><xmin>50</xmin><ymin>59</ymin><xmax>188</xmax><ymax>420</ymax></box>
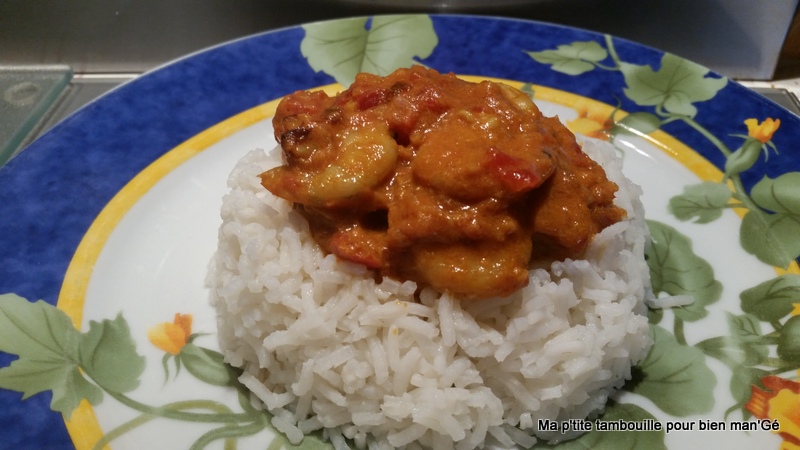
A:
<box><xmin>260</xmin><ymin>67</ymin><xmax>625</xmax><ymax>299</ymax></box>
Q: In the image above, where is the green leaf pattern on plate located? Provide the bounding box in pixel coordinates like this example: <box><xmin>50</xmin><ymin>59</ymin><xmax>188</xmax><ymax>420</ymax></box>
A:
<box><xmin>645</xmin><ymin>220</ymin><xmax>722</xmax><ymax>323</ymax></box>
<box><xmin>619</xmin><ymin>54</ymin><xmax>727</xmax><ymax>118</ymax></box>
<box><xmin>301</xmin><ymin>15</ymin><xmax>438</xmax><ymax>87</ymax></box>
<box><xmin>524</xmin><ymin>41</ymin><xmax>609</xmax><ymax>76</ymax></box>
<box><xmin>530</xmin><ymin>30</ymin><xmax>800</xmax><ymax>448</ymax></box>
<box><xmin>0</xmin><ymin>294</ymin><xmax>98</xmax><ymax>417</ymax></box>
<box><xmin>0</xmin><ymin>293</ymin><xmax>271</xmax><ymax>449</ymax></box>
<box><xmin>741</xmin><ymin>173</ymin><xmax>800</xmax><ymax>267</ymax></box>
<box><xmin>626</xmin><ymin>325</ymin><xmax>716</xmax><ymax>416</ymax></box>
<box><xmin>741</xmin><ymin>274</ymin><xmax>800</xmax><ymax>324</ymax></box>
<box><xmin>668</xmin><ymin>181</ymin><xmax>733</xmax><ymax>224</ymax></box>
<box><xmin>79</xmin><ymin>314</ymin><xmax>146</xmax><ymax>394</ymax></box>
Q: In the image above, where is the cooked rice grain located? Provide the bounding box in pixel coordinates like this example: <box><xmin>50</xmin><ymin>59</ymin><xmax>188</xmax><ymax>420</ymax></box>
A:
<box><xmin>207</xmin><ymin>135</ymin><xmax>652</xmax><ymax>449</ymax></box>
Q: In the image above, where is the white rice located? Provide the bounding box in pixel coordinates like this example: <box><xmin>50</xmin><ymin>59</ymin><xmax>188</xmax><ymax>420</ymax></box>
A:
<box><xmin>206</xmin><ymin>134</ymin><xmax>653</xmax><ymax>449</ymax></box>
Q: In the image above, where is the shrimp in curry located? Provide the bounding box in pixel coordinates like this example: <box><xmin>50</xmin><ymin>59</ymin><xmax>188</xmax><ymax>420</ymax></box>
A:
<box><xmin>260</xmin><ymin>67</ymin><xmax>625</xmax><ymax>299</ymax></box>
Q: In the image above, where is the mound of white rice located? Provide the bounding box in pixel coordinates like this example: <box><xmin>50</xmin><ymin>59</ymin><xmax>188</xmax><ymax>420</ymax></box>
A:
<box><xmin>206</xmin><ymin>135</ymin><xmax>653</xmax><ymax>449</ymax></box>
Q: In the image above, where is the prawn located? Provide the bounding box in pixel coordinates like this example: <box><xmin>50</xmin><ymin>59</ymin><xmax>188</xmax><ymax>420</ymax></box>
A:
<box><xmin>261</xmin><ymin>120</ymin><xmax>398</xmax><ymax>207</ymax></box>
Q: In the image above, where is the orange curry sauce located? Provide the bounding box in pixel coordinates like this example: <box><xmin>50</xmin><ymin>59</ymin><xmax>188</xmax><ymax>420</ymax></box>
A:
<box><xmin>260</xmin><ymin>67</ymin><xmax>625</xmax><ymax>299</ymax></box>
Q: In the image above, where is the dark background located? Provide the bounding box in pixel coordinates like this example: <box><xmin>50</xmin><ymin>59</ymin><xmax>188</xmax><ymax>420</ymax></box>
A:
<box><xmin>2</xmin><ymin>0</ymin><xmax>798</xmax><ymax>79</ymax></box>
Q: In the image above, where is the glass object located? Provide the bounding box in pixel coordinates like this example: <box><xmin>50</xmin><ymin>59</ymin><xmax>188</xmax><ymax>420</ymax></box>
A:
<box><xmin>0</xmin><ymin>65</ymin><xmax>72</xmax><ymax>166</ymax></box>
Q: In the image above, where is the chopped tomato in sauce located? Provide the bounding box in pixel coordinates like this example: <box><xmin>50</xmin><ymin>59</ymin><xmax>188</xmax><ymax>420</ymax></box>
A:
<box><xmin>260</xmin><ymin>66</ymin><xmax>625</xmax><ymax>299</ymax></box>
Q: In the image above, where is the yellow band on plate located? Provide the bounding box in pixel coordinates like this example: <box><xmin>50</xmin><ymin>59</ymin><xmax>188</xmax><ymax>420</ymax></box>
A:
<box><xmin>56</xmin><ymin>79</ymin><xmax>799</xmax><ymax>449</ymax></box>
<box><xmin>57</xmin><ymin>96</ymin><xmax>288</xmax><ymax>449</ymax></box>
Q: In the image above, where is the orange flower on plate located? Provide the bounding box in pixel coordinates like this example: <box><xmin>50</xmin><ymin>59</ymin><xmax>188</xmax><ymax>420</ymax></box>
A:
<box><xmin>566</xmin><ymin>102</ymin><xmax>613</xmax><ymax>140</ymax></box>
<box><xmin>147</xmin><ymin>313</ymin><xmax>193</xmax><ymax>355</ymax></box>
<box><xmin>745</xmin><ymin>117</ymin><xmax>781</xmax><ymax>144</ymax></box>
<box><xmin>746</xmin><ymin>375</ymin><xmax>800</xmax><ymax>449</ymax></box>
